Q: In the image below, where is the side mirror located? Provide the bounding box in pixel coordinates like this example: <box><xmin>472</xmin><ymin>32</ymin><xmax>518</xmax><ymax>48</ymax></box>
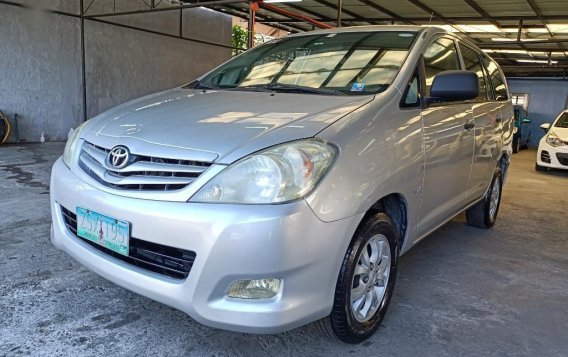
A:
<box><xmin>428</xmin><ymin>70</ymin><xmax>479</xmax><ymax>103</ymax></box>
<box><xmin>522</xmin><ymin>118</ymin><xmax>531</xmax><ymax>124</ymax></box>
<box><xmin>540</xmin><ymin>123</ymin><xmax>551</xmax><ymax>132</ymax></box>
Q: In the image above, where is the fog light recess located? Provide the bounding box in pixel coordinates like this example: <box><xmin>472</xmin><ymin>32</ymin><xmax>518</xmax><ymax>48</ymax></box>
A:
<box><xmin>227</xmin><ymin>279</ymin><xmax>281</xmax><ymax>299</ymax></box>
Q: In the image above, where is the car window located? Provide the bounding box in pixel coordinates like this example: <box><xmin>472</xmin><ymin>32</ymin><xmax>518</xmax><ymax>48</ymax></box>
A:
<box><xmin>423</xmin><ymin>38</ymin><xmax>460</xmax><ymax>95</ymax></box>
<box><xmin>555</xmin><ymin>112</ymin><xmax>568</xmax><ymax>128</ymax></box>
<box><xmin>459</xmin><ymin>44</ymin><xmax>489</xmax><ymax>100</ymax></box>
<box><xmin>198</xmin><ymin>31</ymin><xmax>418</xmax><ymax>95</ymax></box>
<box><xmin>401</xmin><ymin>70</ymin><xmax>421</xmax><ymax>108</ymax></box>
<box><xmin>482</xmin><ymin>57</ymin><xmax>508</xmax><ymax>101</ymax></box>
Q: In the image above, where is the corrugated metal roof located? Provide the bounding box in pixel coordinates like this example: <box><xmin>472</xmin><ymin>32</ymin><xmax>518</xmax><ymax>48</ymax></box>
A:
<box><xmin>215</xmin><ymin>0</ymin><xmax>568</xmax><ymax>76</ymax></box>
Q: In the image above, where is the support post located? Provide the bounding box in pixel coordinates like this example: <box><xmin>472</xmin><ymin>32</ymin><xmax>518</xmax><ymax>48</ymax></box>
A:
<box><xmin>337</xmin><ymin>0</ymin><xmax>342</xmax><ymax>27</ymax></box>
<box><xmin>517</xmin><ymin>18</ymin><xmax>523</xmax><ymax>42</ymax></box>
<box><xmin>80</xmin><ymin>0</ymin><xmax>87</xmax><ymax>122</ymax></box>
<box><xmin>248</xmin><ymin>1</ymin><xmax>258</xmax><ymax>49</ymax></box>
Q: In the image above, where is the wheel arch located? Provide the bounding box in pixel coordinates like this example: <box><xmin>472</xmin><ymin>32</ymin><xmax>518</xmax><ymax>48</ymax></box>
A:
<box><xmin>499</xmin><ymin>151</ymin><xmax>510</xmax><ymax>181</ymax></box>
<box><xmin>360</xmin><ymin>193</ymin><xmax>408</xmax><ymax>250</ymax></box>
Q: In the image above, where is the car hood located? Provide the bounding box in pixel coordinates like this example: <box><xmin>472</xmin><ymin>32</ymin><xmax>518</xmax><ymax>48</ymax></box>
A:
<box><xmin>551</xmin><ymin>127</ymin><xmax>568</xmax><ymax>141</ymax></box>
<box><xmin>83</xmin><ymin>88</ymin><xmax>373</xmax><ymax>163</ymax></box>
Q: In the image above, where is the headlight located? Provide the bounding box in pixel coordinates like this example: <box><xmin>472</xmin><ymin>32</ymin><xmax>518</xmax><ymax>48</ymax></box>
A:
<box><xmin>546</xmin><ymin>131</ymin><xmax>565</xmax><ymax>147</ymax></box>
<box><xmin>63</xmin><ymin>121</ymin><xmax>88</xmax><ymax>167</ymax></box>
<box><xmin>190</xmin><ymin>139</ymin><xmax>337</xmax><ymax>204</ymax></box>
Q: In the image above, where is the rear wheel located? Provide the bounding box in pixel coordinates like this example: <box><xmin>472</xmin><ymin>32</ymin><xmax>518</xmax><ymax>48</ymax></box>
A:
<box><xmin>324</xmin><ymin>212</ymin><xmax>399</xmax><ymax>344</ymax></box>
<box><xmin>466</xmin><ymin>168</ymin><xmax>502</xmax><ymax>229</ymax></box>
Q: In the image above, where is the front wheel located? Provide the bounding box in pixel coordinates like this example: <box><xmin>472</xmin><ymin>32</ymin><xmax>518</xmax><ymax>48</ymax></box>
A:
<box><xmin>466</xmin><ymin>168</ymin><xmax>502</xmax><ymax>229</ymax></box>
<box><xmin>324</xmin><ymin>212</ymin><xmax>399</xmax><ymax>344</ymax></box>
<box><xmin>535</xmin><ymin>163</ymin><xmax>547</xmax><ymax>172</ymax></box>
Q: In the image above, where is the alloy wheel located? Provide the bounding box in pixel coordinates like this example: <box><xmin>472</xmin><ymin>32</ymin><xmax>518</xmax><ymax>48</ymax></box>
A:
<box><xmin>489</xmin><ymin>177</ymin><xmax>501</xmax><ymax>219</ymax></box>
<box><xmin>350</xmin><ymin>234</ymin><xmax>391</xmax><ymax>323</ymax></box>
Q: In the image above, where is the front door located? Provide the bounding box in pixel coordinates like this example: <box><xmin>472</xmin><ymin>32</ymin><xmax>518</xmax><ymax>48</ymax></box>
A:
<box><xmin>416</xmin><ymin>37</ymin><xmax>475</xmax><ymax>235</ymax></box>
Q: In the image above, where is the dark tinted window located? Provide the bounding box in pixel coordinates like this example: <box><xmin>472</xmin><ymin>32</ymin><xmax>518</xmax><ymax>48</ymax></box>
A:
<box><xmin>555</xmin><ymin>112</ymin><xmax>568</xmax><ymax>128</ymax></box>
<box><xmin>482</xmin><ymin>56</ymin><xmax>508</xmax><ymax>101</ymax></box>
<box><xmin>459</xmin><ymin>44</ymin><xmax>488</xmax><ymax>100</ymax></box>
<box><xmin>424</xmin><ymin>38</ymin><xmax>460</xmax><ymax>95</ymax></box>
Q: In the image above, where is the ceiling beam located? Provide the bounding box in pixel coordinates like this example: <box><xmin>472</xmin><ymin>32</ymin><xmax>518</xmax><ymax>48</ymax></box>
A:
<box><xmin>525</xmin><ymin>0</ymin><xmax>567</xmax><ymax>59</ymax></box>
<box><xmin>406</xmin><ymin>0</ymin><xmax>455</xmax><ymax>25</ymax></box>
<box><xmin>217</xmin><ymin>4</ymin><xmax>306</xmax><ymax>33</ymax></box>
<box><xmin>253</xmin><ymin>15</ymin><xmax>568</xmax><ymax>23</ymax></box>
<box><xmin>356</xmin><ymin>0</ymin><xmax>415</xmax><ymax>25</ymax></box>
<box><xmin>525</xmin><ymin>0</ymin><xmax>553</xmax><ymax>37</ymax></box>
<box><xmin>83</xmin><ymin>0</ymin><xmax>247</xmax><ymax>18</ymax></box>
<box><xmin>285</xmin><ymin>2</ymin><xmax>335</xmax><ymax>23</ymax></box>
<box><xmin>259</xmin><ymin>2</ymin><xmax>333</xmax><ymax>29</ymax></box>
<box><xmin>310</xmin><ymin>0</ymin><xmax>374</xmax><ymax>25</ymax></box>
<box><xmin>462</xmin><ymin>0</ymin><xmax>501</xmax><ymax>28</ymax></box>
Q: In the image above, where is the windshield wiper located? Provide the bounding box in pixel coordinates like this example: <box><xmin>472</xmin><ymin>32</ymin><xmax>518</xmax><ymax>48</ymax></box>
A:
<box><xmin>244</xmin><ymin>83</ymin><xmax>346</xmax><ymax>96</ymax></box>
<box><xmin>186</xmin><ymin>80</ymin><xmax>221</xmax><ymax>90</ymax></box>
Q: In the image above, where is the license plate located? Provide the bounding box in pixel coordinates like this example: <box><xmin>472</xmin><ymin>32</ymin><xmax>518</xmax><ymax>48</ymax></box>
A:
<box><xmin>76</xmin><ymin>207</ymin><xmax>130</xmax><ymax>256</ymax></box>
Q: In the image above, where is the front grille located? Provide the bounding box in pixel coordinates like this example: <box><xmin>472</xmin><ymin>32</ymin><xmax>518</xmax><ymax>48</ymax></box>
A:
<box><xmin>79</xmin><ymin>141</ymin><xmax>212</xmax><ymax>191</ymax></box>
<box><xmin>556</xmin><ymin>153</ymin><xmax>568</xmax><ymax>166</ymax></box>
<box><xmin>61</xmin><ymin>206</ymin><xmax>196</xmax><ymax>279</ymax></box>
<box><xmin>541</xmin><ymin>150</ymin><xmax>551</xmax><ymax>163</ymax></box>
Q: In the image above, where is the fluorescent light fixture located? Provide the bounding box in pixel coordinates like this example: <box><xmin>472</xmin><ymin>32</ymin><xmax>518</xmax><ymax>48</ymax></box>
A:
<box><xmin>516</xmin><ymin>59</ymin><xmax>558</xmax><ymax>64</ymax></box>
<box><xmin>264</xmin><ymin>0</ymin><xmax>302</xmax><ymax>2</ymax></box>
<box><xmin>493</xmin><ymin>49</ymin><xmax>529</xmax><ymax>54</ymax></box>
<box><xmin>491</xmin><ymin>38</ymin><xmax>540</xmax><ymax>42</ymax></box>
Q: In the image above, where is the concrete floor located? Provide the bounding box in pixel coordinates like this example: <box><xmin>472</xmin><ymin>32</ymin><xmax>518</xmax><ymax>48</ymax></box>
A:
<box><xmin>1</xmin><ymin>143</ymin><xmax>567</xmax><ymax>356</ymax></box>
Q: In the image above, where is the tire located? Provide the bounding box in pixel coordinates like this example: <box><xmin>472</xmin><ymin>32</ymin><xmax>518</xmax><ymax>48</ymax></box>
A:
<box><xmin>324</xmin><ymin>212</ymin><xmax>399</xmax><ymax>344</ymax></box>
<box><xmin>535</xmin><ymin>163</ymin><xmax>547</xmax><ymax>172</ymax></box>
<box><xmin>466</xmin><ymin>168</ymin><xmax>502</xmax><ymax>229</ymax></box>
<box><xmin>512</xmin><ymin>136</ymin><xmax>520</xmax><ymax>154</ymax></box>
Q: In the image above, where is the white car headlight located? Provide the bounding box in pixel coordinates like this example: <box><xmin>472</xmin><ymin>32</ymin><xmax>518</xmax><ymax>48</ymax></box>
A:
<box><xmin>63</xmin><ymin>121</ymin><xmax>88</xmax><ymax>168</ymax></box>
<box><xmin>190</xmin><ymin>139</ymin><xmax>337</xmax><ymax>204</ymax></box>
<box><xmin>546</xmin><ymin>131</ymin><xmax>565</xmax><ymax>147</ymax></box>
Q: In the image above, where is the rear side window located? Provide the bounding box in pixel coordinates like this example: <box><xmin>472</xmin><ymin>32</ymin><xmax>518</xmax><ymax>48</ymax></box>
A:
<box><xmin>482</xmin><ymin>57</ymin><xmax>509</xmax><ymax>101</ymax></box>
<box><xmin>459</xmin><ymin>44</ymin><xmax>489</xmax><ymax>100</ymax></box>
<box><xmin>423</xmin><ymin>38</ymin><xmax>460</xmax><ymax>95</ymax></box>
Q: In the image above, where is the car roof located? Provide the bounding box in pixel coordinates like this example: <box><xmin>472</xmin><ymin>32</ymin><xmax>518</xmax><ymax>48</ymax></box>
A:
<box><xmin>286</xmin><ymin>25</ymin><xmax>439</xmax><ymax>38</ymax></box>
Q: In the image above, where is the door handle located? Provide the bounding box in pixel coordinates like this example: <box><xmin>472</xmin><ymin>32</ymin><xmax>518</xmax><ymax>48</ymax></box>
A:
<box><xmin>464</xmin><ymin>122</ymin><xmax>475</xmax><ymax>130</ymax></box>
<box><xmin>495</xmin><ymin>117</ymin><xmax>503</xmax><ymax>123</ymax></box>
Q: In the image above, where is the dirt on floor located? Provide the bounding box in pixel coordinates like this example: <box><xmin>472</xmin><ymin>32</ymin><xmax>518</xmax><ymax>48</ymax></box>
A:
<box><xmin>1</xmin><ymin>143</ymin><xmax>567</xmax><ymax>356</ymax></box>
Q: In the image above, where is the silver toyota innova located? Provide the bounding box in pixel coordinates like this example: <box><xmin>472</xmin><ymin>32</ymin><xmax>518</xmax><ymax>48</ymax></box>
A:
<box><xmin>50</xmin><ymin>25</ymin><xmax>513</xmax><ymax>343</ymax></box>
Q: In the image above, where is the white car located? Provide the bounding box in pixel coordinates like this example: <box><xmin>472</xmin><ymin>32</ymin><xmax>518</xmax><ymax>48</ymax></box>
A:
<box><xmin>536</xmin><ymin>110</ymin><xmax>568</xmax><ymax>171</ymax></box>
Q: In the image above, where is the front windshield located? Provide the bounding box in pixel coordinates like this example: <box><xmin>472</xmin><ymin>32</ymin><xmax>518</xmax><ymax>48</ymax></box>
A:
<box><xmin>194</xmin><ymin>31</ymin><xmax>418</xmax><ymax>95</ymax></box>
<box><xmin>554</xmin><ymin>112</ymin><xmax>568</xmax><ymax>128</ymax></box>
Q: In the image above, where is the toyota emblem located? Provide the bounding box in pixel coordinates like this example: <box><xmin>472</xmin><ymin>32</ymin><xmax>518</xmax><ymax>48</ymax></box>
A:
<box><xmin>107</xmin><ymin>145</ymin><xmax>130</xmax><ymax>169</ymax></box>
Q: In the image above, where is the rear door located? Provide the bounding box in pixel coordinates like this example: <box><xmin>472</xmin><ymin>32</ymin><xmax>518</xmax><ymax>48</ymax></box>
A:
<box><xmin>483</xmin><ymin>56</ymin><xmax>513</xmax><ymax>177</ymax></box>
<box><xmin>417</xmin><ymin>37</ymin><xmax>475</xmax><ymax>234</ymax></box>
<box><xmin>458</xmin><ymin>43</ymin><xmax>497</xmax><ymax>201</ymax></box>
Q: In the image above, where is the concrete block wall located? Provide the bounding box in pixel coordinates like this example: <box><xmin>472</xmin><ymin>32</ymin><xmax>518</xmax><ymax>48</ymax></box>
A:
<box><xmin>508</xmin><ymin>79</ymin><xmax>568</xmax><ymax>147</ymax></box>
<box><xmin>0</xmin><ymin>1</ymin><xmax>232</xmax><ymax>142</ymax></box>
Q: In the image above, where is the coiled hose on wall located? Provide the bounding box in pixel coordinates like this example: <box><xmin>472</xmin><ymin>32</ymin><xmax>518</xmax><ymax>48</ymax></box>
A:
<box><xmin>0</xmin><ymin>111</ymin><xmax>11</xmax><ymax>145</ymax></box>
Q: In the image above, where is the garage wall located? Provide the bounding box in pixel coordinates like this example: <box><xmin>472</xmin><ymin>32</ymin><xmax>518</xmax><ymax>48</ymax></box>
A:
<box><xmin>508</xmin><ymin>79</ymin><xmax>568</xmax><ymax>147</ymax></box>
<box><xmin>0</xmin><ymin>5</ymin><xmax>83</xmax><ymax>143</ymax></box>
<box><xmin>0</xmin><ymin>2</ymin><xmax>232</xmax><ymax>142</ymax></box>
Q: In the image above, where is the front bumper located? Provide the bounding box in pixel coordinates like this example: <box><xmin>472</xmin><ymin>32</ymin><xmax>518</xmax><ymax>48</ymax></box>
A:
<box><xmin>536</xmin><ymin>141</ymin><xmax>568</xmax><ymax>170</ymax></box>
<box><xmin>50</xmin><ymin>158</ymin><xmax>362</xmax><ymax>333</ymax></box>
